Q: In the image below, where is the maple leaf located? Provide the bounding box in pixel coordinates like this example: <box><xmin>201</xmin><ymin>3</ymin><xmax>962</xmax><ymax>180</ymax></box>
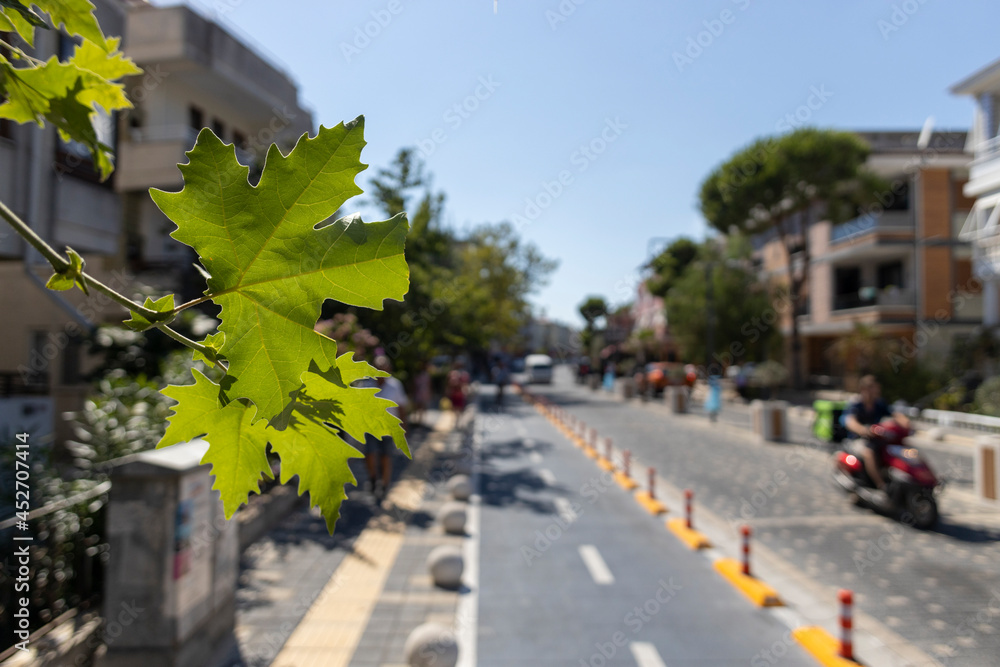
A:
<box><xmin>162</xmin><ymin>352</ymin><xmax>406</xmax><ymax>529</ymax></box>
<box><xmin>150</xmin><ymin>118</ymin><xmax>409</xmax><ymax>426</ymax></box>
<box><xmin>160</xmin><ymin>369</ymin><xmax>273</xmax><ymax>517</ymax></box>
<box><xmin>30</xmin><ymin>0</ymin><xmax>109</xmax><ymax>51</ymax></box>
<box><xmin>0</xmin><ymin>37</ymin><xmax>139</xmax><ymax>178</ymax></box>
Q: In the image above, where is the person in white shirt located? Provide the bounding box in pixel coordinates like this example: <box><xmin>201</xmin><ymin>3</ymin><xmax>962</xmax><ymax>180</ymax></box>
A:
<box><xmin>365</xmin><ymin>356</ymin><xmax>409</xmax><ymax>500</ymax></box>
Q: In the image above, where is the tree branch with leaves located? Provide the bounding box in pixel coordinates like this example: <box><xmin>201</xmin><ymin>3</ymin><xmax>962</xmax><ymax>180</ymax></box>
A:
<box><xmin>0</xmin><ymin>0</ymin><xmax>410</xmax><ymax>532</ymax></box>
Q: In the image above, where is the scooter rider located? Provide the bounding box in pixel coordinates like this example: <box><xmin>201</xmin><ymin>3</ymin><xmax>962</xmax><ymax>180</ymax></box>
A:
<box><xmin>844</xmin><ymin>375</ymin><xmax>911</xmax><ymax>499</ymax></box>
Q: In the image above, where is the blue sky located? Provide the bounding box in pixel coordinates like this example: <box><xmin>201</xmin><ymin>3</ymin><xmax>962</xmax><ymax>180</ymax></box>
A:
<box><xmin>164</xmin><ymin>0</ymin><xmax>997</xmax><ymax>327</ymax></box>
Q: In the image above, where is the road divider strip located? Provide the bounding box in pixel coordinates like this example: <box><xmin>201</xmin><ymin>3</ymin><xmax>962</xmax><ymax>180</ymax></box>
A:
<box><xmin>792</xmin><ymin>627</ymin><xmax>861</xmax><ymax>667</ymax></box>
<box><xmin>634</xmin><ymin>490</ymin><xmax>668</xmax><ymax>516</ymax></box>
<box><xmin>713</xmin><ymin>558</ymin><xmax>784</xmax><ymax>607</ymax></box>
<box><xmin>666</xmin><ymin>518</ymin><xmax>712</xmax><ymax>550</ymax></box>
<box><xmin>519</xmin><ymin>385</ymin><xmax>930</xmax><ymax>666</ymax></box>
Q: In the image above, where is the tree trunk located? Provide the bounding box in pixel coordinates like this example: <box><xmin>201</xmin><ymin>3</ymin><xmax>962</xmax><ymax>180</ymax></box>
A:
<box><xmin>775</xmin><ymin>209</ymin><xmax>812</xmax><ymax>392</ymax></box>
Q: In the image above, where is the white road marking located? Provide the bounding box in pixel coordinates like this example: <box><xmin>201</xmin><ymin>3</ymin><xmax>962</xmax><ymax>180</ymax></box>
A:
<box><xmin>578</xmin><ymin>545</ymin><xmax>615</xmax><ymax>585</ymax></box>
<box><xmin>630</xmin><ymin>642</ymin><xmax>667</xmax><ymax>667</ymax></box>
<box><xmin>538</xmin><ymin>468</ymin><xmax>556</xmax><ymax>486</ymax></box>
<box><xmin>528</xmin><ymin>451</ymin><xmax>543</xmax><ymax>464</ymax></box>
<box><xmin>553</xmin><ymin>497</ymin><xmax>578</xmax><ymax>524</ymax></box>
<box><xmin>455</xmin><ymin>428</ymin><xmax>482</xmax><ymax>667</ymax></box>
<box><xmin>522</xmin><ymin>437</ymin><xmax>536</xmax><ymax>449</ymax></box>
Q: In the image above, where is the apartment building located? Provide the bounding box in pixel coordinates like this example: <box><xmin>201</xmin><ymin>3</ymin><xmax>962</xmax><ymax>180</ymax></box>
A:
<box><xmin>953</xmin><ymin>57</ymin><xmax>1000</xmax><ymax>328</ymax></box>
<box><xmin>0</xmin><ymin>0</ymin><xmax>312</xmax><ymax>443</ymax></box>
<box><xmin>753</xmin><ymin>131</ymin><xmax>978</xmax><ymax>386</ymax></box>
<box><xmin>116</xmin><ymin>1</ymin><xmax>312</xmax><ymax>296</ymax></box>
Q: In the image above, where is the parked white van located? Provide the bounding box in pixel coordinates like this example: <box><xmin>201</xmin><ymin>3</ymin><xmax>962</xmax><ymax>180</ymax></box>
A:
<box><xmin>524</xmin><ymin>354</ymin><xmax>554</xmax><ymax>384</ymax></box>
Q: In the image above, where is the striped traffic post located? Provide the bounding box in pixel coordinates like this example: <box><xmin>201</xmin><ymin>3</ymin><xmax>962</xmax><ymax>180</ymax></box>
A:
<box><xmin>741</xmin><ymin>525</ymin><xmax>752</xmax><ymax>576</ymax></box>
<box><xmin>838</xmin><ymin>589</ymin><xmax>854</xmax><ymax>660</ymax></box>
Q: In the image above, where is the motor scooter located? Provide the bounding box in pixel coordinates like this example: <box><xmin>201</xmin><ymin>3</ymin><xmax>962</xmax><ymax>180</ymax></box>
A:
<box><xmin>832</xmin><ymin>420</ymin><xmax>941</xmax><ymax>529</ymax></box>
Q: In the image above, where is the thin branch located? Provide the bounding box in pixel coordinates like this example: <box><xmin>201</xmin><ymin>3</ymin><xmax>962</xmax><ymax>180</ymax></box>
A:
<box><xmin>156</xmin><ymin>324</ymin><xmax>227</xmax><ymax>371</ymax></box>
<box><xmin>0</xmin><ymin>198</ymin><xmax>70</xmax><ymax>271</ymax></box>
<box><xmin>0</xmin><ymin>199</ymin><xmax>175</xmax><ymax>322</ymax></box>
<box><xmin>0</xmin><ymin>39</ymin><xmax>45</xmax><ymax>66</ymax></box>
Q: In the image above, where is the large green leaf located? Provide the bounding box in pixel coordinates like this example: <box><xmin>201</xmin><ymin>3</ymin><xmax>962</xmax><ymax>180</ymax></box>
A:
<box><xmin>161</xmin><ymin>352</ymin><xmax>407</xmax><ymax>529</ymax></box>
<box><xmin>150</xmin><ymin>118</ymin><xmax>410</xmax><ymax>426</ymax></box>
<box><xmin>269</xmin><ymin>408</ymin><xmax>363</xmax><ymax>533</ymax></box>
<box><xmin>0</xmin><ymin>37</ymin><xmax>139</xmax><ymax>178</ymax></box>
<box><xmin>30</xmin><ymin>0</ymin><xmax>108</xmax><ymax>50</ymax></box>
<box><xmin>160</xmin><ymin>369</ymin><xmax>273</xmax><ymax>517</ymax></box>
<box><xmin>0</xmin><ymin>1</ymin><xmax>46</xmax><ymax>44</ymax></box>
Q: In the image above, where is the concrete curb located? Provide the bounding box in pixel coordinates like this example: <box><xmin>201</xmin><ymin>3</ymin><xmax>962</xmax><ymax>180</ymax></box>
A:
<box><xmin>793</xmin><ymin>627</ymin><xmax>862</xmax><ymax>667</ymax></box>
<box><xmin>666</xmin><ymin>518</ymin><xmax>712</xmax><ymax>550</ymax></box>
<box><xmin>633</xmin><ymin>490</ymin><xmax>668</xmax><ymax>516</ymax></box>
<box><xmin>713</xmin><ymin>558</ymin><xmax>783</xmax><ymax>607</ymax></box>
<box><xmin>612</xmin><ymin>471</ymin><xmax>638</xmax><ymax>491</ymax></box>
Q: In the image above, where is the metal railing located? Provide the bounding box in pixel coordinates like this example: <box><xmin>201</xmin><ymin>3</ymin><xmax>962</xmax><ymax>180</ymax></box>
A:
<box><xmin>0</xmin><ymin>371</ymin><xmax>48</xmax><ymax>397</ymax></box>
<box><xmin>921</xmin><ymin>408</ymin><xmax>1000</xmax><ymax>434</ymax></box>
<box><xmin>832</xmin><ymin>288</ymin><xmax>915</xmax><ymax>311</ymax></box>
<box><xmin>830</xmin><ymin>211</ymin><xmax>914</xmax><ymax>244</ymax></box>
<box><xmin>0</xmin><ymin>481</ymin><xmax>109</xmax><ymax>654</ymax></box>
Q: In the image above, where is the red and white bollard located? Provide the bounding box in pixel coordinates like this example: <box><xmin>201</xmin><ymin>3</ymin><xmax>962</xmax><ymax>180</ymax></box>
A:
<box><xmin>684</xmin><ymin>489</ymin><xmax>694</xmax><ymax>529</ymax></box>
<box><xmin>590</xmin><ymin>428</ymin><xmax>598</xmax><ymax>448</ymax></box>
<box><xmin>741</xmin><ymin>525</ymin><xmax>752</xmax><ymax>575</ymax></box>
<box><xmin>605</xmin><ymin>438</ymin><xmax>613</xmax><ymax>462</ymax></box>
<box><xmin>648</xmin><ymin>467</ymin><xmax>656</xmax><ymax>499</ymax></box>
<box><xmin>623</xmin><ymin>450</ymin><xmax>632</xmax><ymax>479</ymax></box>
<box><xmin>838</xmin><ymin>589</ymin><xmax>854</xmax><ymax>660</ymax></box>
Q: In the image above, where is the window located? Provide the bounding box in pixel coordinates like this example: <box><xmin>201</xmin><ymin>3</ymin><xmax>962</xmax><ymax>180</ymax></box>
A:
<box><xmin>188</xmin><ymin>106</ymin><xmax>204</xmax><ymax>131</ymax></box>
<box><xmin>212</xmin><ymin>118</ymin><xmax>225</xmax><ymax>139</ymax></box>
<box><xmin>884</xmin><ymin>181</ymin><xmax>909</xmax><ymax>212</ymax></box>
<box><xmin>61</xmin><ymin>335</ymin><xmax>82</xmax><ymax>385</ymax></box>
<box><xmin>833</xmin><ymin>267</ymin><xmax>862</xmax><ymax>310</ymax></box>
<box><xmin>877</xmin><ymin>261</ymin><xmax>904</xmax><ymax>289</ymax></box>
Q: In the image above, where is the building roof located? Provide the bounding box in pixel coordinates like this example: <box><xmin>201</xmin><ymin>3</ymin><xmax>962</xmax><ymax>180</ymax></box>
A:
<box><xmin>854</xmin><ymin>130</ymin><xmax>968</xmax><ymax>155</ymax></box>
<box><xmin>950</xmin><ymin>56</ymin><xmax>1000</xmax><ymax>96</ymax></box>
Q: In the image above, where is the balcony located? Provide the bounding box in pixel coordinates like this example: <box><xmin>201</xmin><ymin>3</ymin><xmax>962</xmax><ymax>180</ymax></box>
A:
<box><xmin>967</xmin><ymin>135</ymin><xmax>1000</xmax><ymax>198</ymax></box>
<box><xmin>124</xmin><ymin>5</ymin><xmax>298</xmax><ymax>112</ymax></box>
<box><xmin>115</xmin><ymin>125</ymin><xmax>258</xmax><ymax>192</ymax></box>
<box><xmin>832</xmin><ymin>287</ymin><xmax>915</xmax><ymax>312</ymax></box>
<box><xmin>830</xmin><ymin>211</ymin><xmax>914</xmax><ymax>245</ymax></box>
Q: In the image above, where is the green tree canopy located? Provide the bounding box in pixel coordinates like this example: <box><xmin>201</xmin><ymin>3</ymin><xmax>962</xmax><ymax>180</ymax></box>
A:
<box><xmin>665</xmin><ymin>239</ymin><xmax>780</xmax><ymax>367</ymax></box>
<box><xmin>646</xmin><ymin>237</ymin><xmax>699</xmax><ymax>298</ymax></box>
<box><xmin>578</xmin><ymin>296</ymin><xmax>608</xmax><ymax>331</ymax></box>
<box><xmin>699</xmin><ymin>128</ymin><xmax>884</xmax><ymax>387</ymax></box>
<box><xmin>334</xmin><ymin>149</ymin><xmax>556</xmax><ymax>381</ymax></box>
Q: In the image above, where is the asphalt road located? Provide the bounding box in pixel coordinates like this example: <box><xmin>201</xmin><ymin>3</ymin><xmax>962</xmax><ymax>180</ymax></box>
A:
<box><xmin>473</xmin><ymin>390</ymin><xmax>815</xmax><ymax>666</ymax></box>
<box><xmin>521</xmin><ymin>367</ymin><xmax>1000</xmax><ymax>667</ymax></box>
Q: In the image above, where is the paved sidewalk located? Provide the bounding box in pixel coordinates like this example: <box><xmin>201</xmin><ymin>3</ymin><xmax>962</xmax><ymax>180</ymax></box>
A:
<box><xmin>220</xmin><ymin>408</ymin><xmax>475</xmax><ymax>667</ymax></box>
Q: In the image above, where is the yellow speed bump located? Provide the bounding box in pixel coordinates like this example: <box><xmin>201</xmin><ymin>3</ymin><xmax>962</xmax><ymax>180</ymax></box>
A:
<box><xmin>792</xmin><ymin>627</ymin><xmax>860</xmax><ymax>667</ymax></box>
<box><xmin>583</xmin><ymin>445</ymin><xmax>600</xmax><ymax>459</ymax></box>
<box><xmin>666</xmin><ymin>518</ymin><xmax>712</xmax><ymax>550</ymax></box>
<box><xmin>634</xmin><ymin>490</ymin><xmax>668</xmax><ymax>515</ymax></box>
<box><xmin>713</xmin><ymin>558</ymin><xmax>782</xmax><ymax>607</ymax></box>
<box><xmin>614</xmin><ymin>471</ymin><xmax>638</xmax><ymax>491</ymax></box>
<box><xmin>597</xmin><ymin>458</ymin><xmax>615</xmax><ymax>472</ymax></box>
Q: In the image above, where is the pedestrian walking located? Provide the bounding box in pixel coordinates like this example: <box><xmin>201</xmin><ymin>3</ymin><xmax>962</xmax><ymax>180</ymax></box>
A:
<box><xmin>412</xmin><ymin>363</ymin><xmax>432</xmax><ymax>426</ymax></box>
<box><xmin>364</xmin><ymin>356</ymin><xmax>409</xmax><ymax>501</ymax></box>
